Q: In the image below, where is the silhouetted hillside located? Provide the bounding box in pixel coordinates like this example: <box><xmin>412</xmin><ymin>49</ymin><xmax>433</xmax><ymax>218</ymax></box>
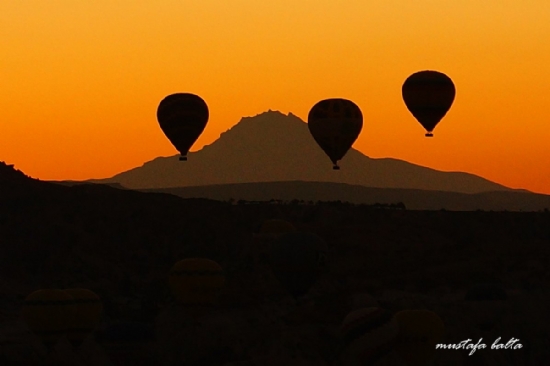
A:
<box><xmin>0</xmin><ymin>161</ymin><xmax>67</xmax><ymax>200</ymax></box>
<box><xmin>2</xmin><ymin>164</ymin><xmax>547</xmax><ymax>299</ymax></box>
<box><xmin>51</xmin><ymin>180</ymin><xmax>127</xmax><ymax>190</ymax></box>
<box><xmin>1</xmin><ymin>163</ymin><xmax>548</xmax><ymax>300</ymax></box>
<box><xmin>87</xmin><ymin>111</ymin><xmax>512</xmax><ymax>193</ymax></box>
<box><xmin>0</xmin><ymin>162</ymin><xmax>29</xmax><ymax>182</ymax></box>
<box><xmin>2</xmin><ymin>163</ymin><xmax>549</xmax><ymax>365</ymax></box>
<box><xmin>144</xmin><ymin>181</ymin><xmax>550</xmax><ymax>211</ymax></box>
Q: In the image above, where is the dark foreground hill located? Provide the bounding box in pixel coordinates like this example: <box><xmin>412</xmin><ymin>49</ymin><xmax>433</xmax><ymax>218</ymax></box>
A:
<box><xmin>88</xmin><ymin>110</ymin><xmax>514</xmax><ymax>194</ymax></box>
<box><xmin>1</xmin><ymin>162</ymin><xmax>549</xmax><ymax>365</ymax></box>
<box><xmin>144</xmin><ymin>180</ymin><xmax>550</xmax><ymax>211</ymax></box>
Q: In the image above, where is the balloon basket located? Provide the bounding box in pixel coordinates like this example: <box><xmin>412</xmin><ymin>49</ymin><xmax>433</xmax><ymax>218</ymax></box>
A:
<box><xmin>179</xmin><ymin>156</ymin><xmax>187</xmax><ymax>161</ymax></box>
<box><xmin>425</xmin><ymin>133</ymin><xmax>433</xmax><ymax>137</ymax></box>
<box><xmin>332</xmin><ymin>165</ymin><xmax>340</xmax><ymax>170</ymax></box>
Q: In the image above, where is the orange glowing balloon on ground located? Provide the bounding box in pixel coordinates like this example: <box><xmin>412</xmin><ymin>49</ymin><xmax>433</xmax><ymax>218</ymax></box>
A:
<box><xmin>157</xmin><ymin>93</ymin><xmax>209</xmax><ymax>161</ymax></box>
<box><xmin>308</xmin><ymin>98</ymin><xmax>363</xmax><ymax>170</ymax></box>
<box><xmin>402</xmin><ymin>70</ymin><xmax>455</xmax><ymax>137</ymax></box>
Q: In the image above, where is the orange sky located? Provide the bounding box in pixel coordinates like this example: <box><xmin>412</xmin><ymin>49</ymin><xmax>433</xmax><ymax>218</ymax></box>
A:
<box><xmin>1</xmin><ymin>1</ymin><xmax>549</xmax><ymax>194</ymax></box>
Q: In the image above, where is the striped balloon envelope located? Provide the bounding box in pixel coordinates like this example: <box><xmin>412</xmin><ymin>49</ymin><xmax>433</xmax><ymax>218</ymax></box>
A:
<box><xmin>21</xmin><ymin>289</ymin><xmax>75</xmax><ymax>351</ymax></box>
<box><xmin>64</xmin><ymin>288</ymin><xmax>103</xmax><ymax>348</ymax></box>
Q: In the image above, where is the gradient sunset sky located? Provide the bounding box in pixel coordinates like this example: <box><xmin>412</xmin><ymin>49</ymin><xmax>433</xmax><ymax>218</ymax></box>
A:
<box><xmin>2</xmin><ymin>1</ymin><xmax>549</xmax><ymax>194</ymax></box>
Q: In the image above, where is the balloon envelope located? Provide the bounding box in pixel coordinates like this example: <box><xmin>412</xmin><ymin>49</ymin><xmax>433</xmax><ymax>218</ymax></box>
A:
<box><xmin>402</xmin><ymin>70</ymin><xmax>455</xmax><ymax>137</ymax></box>
<box><xmin>157</xmin><ymin>93</ymin><xmax>209</xmax><ymax>160</ymax></box>
<box><xmin>269</xmin><ymin>231</ymin><xmax>328</xmax><ymax>297</ymax></box>
<box><xmin>64</xmin><ymin>288</ymin><xmax>103</xmax><ymax>348</ymax></box>
<box><xmin>169</xmin><ymin>258</ymin><xmax>225</xmax><ymax>313</ymax></box>
<box><xmin>393</xmin><ymin>309</ymin><xmax>445</xmax><ymax>366</ymax></box>
<box><xmin>22</xmin><ymin>289</ymin><xmax>75</xmax><ymax>350</ymax></box>
<box><xmin>259</xmin><ymin>219</ymin><xmax>296</xmax><ymax>235</ymax></box>
<box><xmin>464</xmin><ymin>283</ymin><xmax>508</xmax><ymax>331</ymax></box>
<box><xmin>307</xmin><ymin>98</ymin><xmax>363</xmax><ymax>169</ymax></box>
<box><xmin>96</xmin><ymin>322</ymin><xmax>155</xmax><ymax>366</ymax></box>
<box><xmin>340</xmin><ymin>307</ymin><xmax>399</xmax><ymax>365</ymax></box>
<box><xmin>465</xmin><ymin>283</ymin><xmax>507</xmax><ymax>301</ymax></box>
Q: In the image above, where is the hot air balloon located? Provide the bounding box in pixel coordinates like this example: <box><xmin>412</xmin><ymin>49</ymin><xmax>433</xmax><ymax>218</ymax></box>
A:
<box><xmin>464</xmin><ymin>283</ymin><xmax>508</xmax><ymax>331</ymax></box>
<box><xmin>308</xmin><ymin>98</ymin><xmax>363</xmax><ymax>170</ymax></box>
<box><xmin>21</xmin><ymin>289</ymin><xmax>75</xmax><ymax>351</ymax></box>
<box><xmin>168</xmin><ymin>258</ymin><xmax>225</xmax><ymax>318</ymax></box>
<box><xmin>259</xmin><ymin>219</ymin><xmax>296</xmax><ymax>236</ymax></box>
<box><xmin>157</xmin><ymin>93</ymin><xmax>209</xmax><ymax>161</ymax></box>
<box><xmin>402</xmin><ymin>70</ymin><xmax>455</xmax><ymax>137</ymax></box>
<box><xmin>253</xmin><ymin>219</ymin><xmax>297</xmax><ymax>262</ymax></box>
<box><xmin>393</xmin><ymin>309</ymin><xmax>445</xmax><ymax>366</ymax></box>
<box><xmin>254</xmin><ymin>219</ymin><xmax>296</xmax><ymax>242</ymax></box>
<box><xmin>64</xmin><ymin>288</ymin><xmax>103</xmax><ymax>349</ymax></box>
<box><xmin>340</xmin><ymin>307</ymin><xmax>400</xmax><ymax>365</ymax></box>
<box><xmin>269</xmin><ymin>231</ymin><xmax>328</xmax><ymax>298</ymax></box>
<box><xmin>95</xmin><ymin>322</ymin><xmax>155</xmax><ymax>366</ymax></box>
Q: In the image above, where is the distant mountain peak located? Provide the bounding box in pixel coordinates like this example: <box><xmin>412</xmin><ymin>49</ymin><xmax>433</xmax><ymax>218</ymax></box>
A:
<box><xmin>258</xmin><ymin>109</ymin><xmax>285</xmax><ymax>116</ymax></box>
<box><xmin>239</xmin><ymin>109</ymin><xmax>302</xmax><ymax>122</ymax></box>
<box><xmin>210</xmin><ymin>110</ymin><xmax>307</xmax><ymax>149</ymax></box>
<box><xmin>87</xmin><ymin>111</ymin><xmax>514</xmax><ymax>194</ymax></box>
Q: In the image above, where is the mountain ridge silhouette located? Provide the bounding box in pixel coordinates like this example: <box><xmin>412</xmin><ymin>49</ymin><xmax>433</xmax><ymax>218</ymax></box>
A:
<box><xmin>1</xmin><ymin>160</ymin><xmax>543</xmax><ymax>211</ymax></box>
<box><xmin>142</xmin><ymin>181</ymin><xmax>550</xmax><ymax>211</ymax></box>
<box><xmin>87</xmin><ymin>110</ymin><xmax>514</xmax><ymax>194</ymax></box>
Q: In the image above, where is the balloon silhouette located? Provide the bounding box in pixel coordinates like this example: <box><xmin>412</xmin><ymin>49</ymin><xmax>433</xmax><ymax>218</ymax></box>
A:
<box><xmin>259</xmin><ymin>219</ymin><xmax>296</xmax><ymax>236</ymax></box>
<box><xmin>168</xmin><ymin>258</ymin><xmax>225</xmax><ymax>318</ymax></box>
<box><xmin>464</xmin><ymin>283</ymin><xmax>508</xmax><ymax>331</ymax></box>
<box><xmin>96</xmin><ymin>322</ymin><xmax>155</xmax><ymax>366</ymax></box>
<box><xmin>465</xmin><ymin>283</ymin><xmax>508</xmax><ymax>302</ymax></box>
<box><xmin>269</xmin><ymin>231</ymin><xmax>328</xmax><ymax>298</ymax></box>
<box><xmin>64</xmin><ymin>288</ymin><xmax>103</xmax><ymax>349</ymax></box>
<box><xmin>340</xmin><ymin>307</ymin><xmax>399</xmax><ymax>365</ymax></box>
<box><xmin>308</xmin><ymin>98</ymin><xmax>363</xmax><ymax>170</ymax></box>
<box><xmin>22</xmin><ymin>289</ymin><xmax>75</xmax><ymax>351</ymax></box>
<box><xmin>402</xmin><ymin>70</ymin><xmax>455</xmax><ymax>137</ymax></box>
<box><xmin>393</xmin><ymin>309</ymin><xmax>445</xmax><ymax>366</ymax></box>
<box><xmin>157</xmin><ymin>93</ymin><xmax>209</xmax><ymax>161</ymax></box>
